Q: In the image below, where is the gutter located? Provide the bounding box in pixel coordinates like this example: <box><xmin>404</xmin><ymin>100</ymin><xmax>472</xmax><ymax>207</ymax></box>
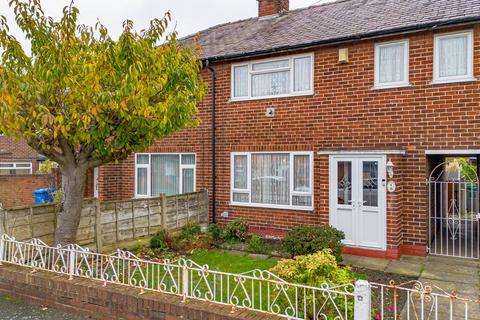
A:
<box><xmin>201</xmin><ymin>16</ymin><xmax>480</xmax><ymax>63</ymax></box>
<box><xmin>205</xmin><ymin>60</ymin><xmax>217</xmax><ymax>224</ymax></box>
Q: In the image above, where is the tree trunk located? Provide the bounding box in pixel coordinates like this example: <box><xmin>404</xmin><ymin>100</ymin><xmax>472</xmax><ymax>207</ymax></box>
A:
<box><xmin>54</xmin><ymin>164</ymin><xmax>88</xmax><ymax>245</ymax></box>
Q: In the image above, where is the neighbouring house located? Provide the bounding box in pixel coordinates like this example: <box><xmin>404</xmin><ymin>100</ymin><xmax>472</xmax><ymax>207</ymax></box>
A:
<box><xmin>0</xmin><ymin>135</ymin><xmax>96</xmax><ymax>208</ymax></box>
<box><xmin>96</xmin><ymin>0</ymin><xmax>480</xmax><ymax>260</ymax></box>
<box><xmin>0</xmin><ymin>135</ymin><xmax>44</xmax><ymax>174</ymax></box>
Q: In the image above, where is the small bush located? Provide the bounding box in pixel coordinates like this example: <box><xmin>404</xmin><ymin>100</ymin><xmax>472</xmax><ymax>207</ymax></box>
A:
<box><xmin>225</xmin><ymin>219</ymin><xmax>249</xmax><ymax>242</ymax></box>
<box><xmin>150</xmin><ymin>228</ymin><xmax>172</xmax><ymax>251</ymax></box>
<box><xmin>271</xmin><ymin>250</ymin><xmax>355</xmax><ymax>318</ymax></box>
<box><xmin>180</xmin><ymin>223</ymin><xmax>201</xmax><ymax>240</ymax></box>
<box><xmin>207</xmin><ymin>223</ymin><xmax>223</xmax><ymax>241</ymax></box>
<box><xmin>282</xmin><ymin>225</ymin><xmax>344</xmax><ymax>262</ymax></box>
<box><xmin>247</xmin><ymin>234</ymin><xmax>271</xmax><ymax>254</ymax></box>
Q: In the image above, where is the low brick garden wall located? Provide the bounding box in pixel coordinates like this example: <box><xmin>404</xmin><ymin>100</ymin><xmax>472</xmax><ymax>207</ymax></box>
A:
<box><xmin>0</xmin><ymin>264</ymin><xmax>280</xmax><ymax>320</ymax></box>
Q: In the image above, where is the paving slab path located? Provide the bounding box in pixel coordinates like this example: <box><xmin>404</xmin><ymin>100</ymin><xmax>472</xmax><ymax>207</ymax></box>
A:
<box><xmin>342</xmin><ymin>254</ymin><xmax>480</xmax><ymax>319</ymax></box>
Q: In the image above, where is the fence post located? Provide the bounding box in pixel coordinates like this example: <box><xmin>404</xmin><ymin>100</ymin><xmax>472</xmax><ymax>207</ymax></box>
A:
<box><xmin>95</xmin><ymin>198</ymin><xmax>103</xmax><ymax>252</ymax></box>
<box><xmin>160</xmin><ymin>194</ymin><xmax>166</xmax><ymax>228</ymax></box>
<box><xmin>0</xmin><ymin>206</ymin><xmax>5</xmax><ymax>238</ymax></box>
<box><xmin>0</xmin><ymin>232</ymin><xmax>4</xmax><ymax>264</ymax></box>
<box><xmin>354</xmin><ymin>280</ymin><xmax>371</xmax><ymax>320</ymax></box>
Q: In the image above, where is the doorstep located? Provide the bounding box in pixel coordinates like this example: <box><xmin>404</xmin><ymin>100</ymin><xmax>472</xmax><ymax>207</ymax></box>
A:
<box><xmin>342</xmin><ymin>254</ymin><xmax>425</xmax><ymax>278</ymax></box>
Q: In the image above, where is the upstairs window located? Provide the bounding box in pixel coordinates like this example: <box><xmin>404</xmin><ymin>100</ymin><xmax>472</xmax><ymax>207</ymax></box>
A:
<box><xmin>135</xmin><ymin>153</ymin><xmax>195</xmax><ymax>197</ymax></box>
<box><xmin>434</xmin><ymin>31</ymin><xmax>474</xmax><ymax>84</ymax></box>
<box><xmin>0</xmin><ymin>162</ymin><xmax>32</xmax><ymax>175</ymax></box>
<box><xmin>231</xmin><ymin>152</ymin><xmax>313</xmax><ymax>210</ymax></box>
<box><xmin>374</xmin><ymin>40</ymin><xmax>409</xmax><ymax>89</ymax></box>
<box><xmin>232</xmin><ymin>54</ymin><xmax>314</xmax><ymax>100</ymax></box>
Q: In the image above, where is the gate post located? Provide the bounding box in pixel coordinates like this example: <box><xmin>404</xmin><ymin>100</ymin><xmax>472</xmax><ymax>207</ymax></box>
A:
<box><xmin>354</xmin><ymin>280</ymin><xmax>371</xmax><ymax>320</ymax></box>
<box><xmin>0</xmin><ymin>234</ymin><xmax>4</xmax><ymax>264</ymax></box>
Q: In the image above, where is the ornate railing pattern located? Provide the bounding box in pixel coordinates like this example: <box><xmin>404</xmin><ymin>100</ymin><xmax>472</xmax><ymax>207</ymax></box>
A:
<box><xmin>0</xmin><ymin>235</ymin><xmax>357</xmax><ymax>320</ymax></box>
<box><xmin>371</xmin><ymin>280</ymin><xmax>480</xmax><ymax>320</ymax></box>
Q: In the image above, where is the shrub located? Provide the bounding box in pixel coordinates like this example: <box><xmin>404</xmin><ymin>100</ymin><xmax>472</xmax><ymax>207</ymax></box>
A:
<box><xmin>270</xmin><ymin>250</ymin><xmax>355</xmax><ymax>318</ymax></box>
<box><xmin>150</xmin><ymin>228</ymin><xmax>172</xmax><ymax>251</ymax></box>
<box><xmin>225</xmin><ymin>219</ymin><xmax>249</xmax><ymax>242</ymax></box>
<box><xmin>247</xmin><ymin>234</ymin><xmax>271</xmax><ymax>254</ymax></box>
<box><xmin>282</xmin><ymin>225</ymin><xmax>344</xmax><ymax>262</ymax></box>
<box><xmin>180</xmin><ymin>223</ymin><xmax>201</xmax><ymax>240</ymax></box>
<box><xmin>207</xmin><ymin>223</ymin><xmax>223</xmax><ymax>241</ymax></box>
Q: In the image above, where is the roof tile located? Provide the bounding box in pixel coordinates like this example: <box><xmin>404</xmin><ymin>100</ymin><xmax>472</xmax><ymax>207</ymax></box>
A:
<box><xmin>182</xmin><ymin>0</ymin><xmax>480</xmax><ymax>60</ymax></box>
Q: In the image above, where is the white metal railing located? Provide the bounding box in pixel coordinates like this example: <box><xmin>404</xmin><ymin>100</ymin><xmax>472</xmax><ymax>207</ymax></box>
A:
<box><xmin>371</xmin><ymin>280</ymin><xmax>480</xmax><ymax>320</ymax></box>
<box><xmin>0</xmin><ymin>234</ymin><xmax>363</xmax><ymax>319</ymax></box>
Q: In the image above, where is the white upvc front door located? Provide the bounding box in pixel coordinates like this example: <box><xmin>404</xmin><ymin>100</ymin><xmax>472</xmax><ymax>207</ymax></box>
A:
<box><xmin>329</xmin><ymin>155</ymin><xmax>387</xmax><ymax>250</ymax></box>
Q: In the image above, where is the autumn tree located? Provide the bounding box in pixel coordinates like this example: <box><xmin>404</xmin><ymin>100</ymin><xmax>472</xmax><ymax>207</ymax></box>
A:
<box><xmin>0</xmin><ymin>0</ymin><xmax>205</xmax><ymax>244</ymax></box>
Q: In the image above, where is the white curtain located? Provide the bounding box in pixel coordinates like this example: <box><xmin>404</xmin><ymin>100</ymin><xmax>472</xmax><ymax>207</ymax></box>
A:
<box><xmin>234</xmin><ymin>155</ymin><xmax>248</xmax><ymax>189</ymax></box>
<box><xmin>234</xmin><ymin>65</ymin><xmax>248</xmax><ymax>97</ymax></box>
<box><xmin>379</xmin><ymin>43</ymin><xmax>405</xmax><ymax>83</ymax></box>
<box><xmin>252</xmin><ymin>71</ymin><xmax>290</xmax><ymax>97</ymax></box>
<box><xmin>151</xmin><ymin>155</ymin><xmax>179</xmax><ymax>196</ymax></box>
<box><xmin>293</xmin><ymin>155</ymin><xmax>310</xmax><ymax>192</ymax></box>
<box><xmin>181</xmin><ymin>154</ymin><xmax>195</xmax><ymax>165</ymax></box>
<box><xmin>182</xmin><ymin>168</ymin><xmax>194</xmax><ymax>193</ymax></box>
<box><xmin>137</xmin><ymin>167</ymin><xmax>148</xmax><ymax>195</ymax></box>
<box><xmin>252</xmin><ymin>59</ymin><xmax>289</xmax><ymax>71</ymax></box>
<box><xmin>439</xmin><ymin>36</ymin><xmax>468</xmax><ymax>78</ymax></box>
<box><xmin>294</xmin><ymin>57</ymin><xmax>311</xmax><ymax>92</ymax></box>
<box><xmin>251</xmin><ymin>153</ymin><xmax>289</xmax><ymax>205</ymax></box>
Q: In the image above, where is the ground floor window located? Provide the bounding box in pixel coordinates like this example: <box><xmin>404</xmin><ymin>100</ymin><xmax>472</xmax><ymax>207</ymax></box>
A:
<box><xmin>135</xmin><ymin>153</ymin><xmax>195</xmax><ymax>197</ymax></box>
<box><xmin>0</xmin><ymin>162</ymin><xmax>32</xmax><ymax>175</ymax></box>
<box><xmin>231</xmin><ymin>152</ymin><xmax>313</xmax><ymax>210</ymax></box>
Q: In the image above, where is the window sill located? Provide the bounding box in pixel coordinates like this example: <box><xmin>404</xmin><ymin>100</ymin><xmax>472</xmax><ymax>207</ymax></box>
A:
<box><xmin>229</xmin><ymin>202</ymin><xmax>314</xmax><ymax>212</ymax></box>
<box><xmin>229</xmin><ymin>92</ymin><xmax>314</xmax><ymax>103</ymax></box>
<box><xmin>371</xmin><ymin>83</ymin><xmax>412</xmax><ymax>90</ymax></box>
<box><xmin>430</xmin><ymin>78</ymin><xmax>477</xmax><ymax>85</ymax></box>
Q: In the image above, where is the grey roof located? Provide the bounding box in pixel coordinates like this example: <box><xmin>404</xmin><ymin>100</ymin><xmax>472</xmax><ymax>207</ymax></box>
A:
<box><xmin>183</xmin><ymin>0</ymin><xmax>480</xmax><ymax>61</ymax></box>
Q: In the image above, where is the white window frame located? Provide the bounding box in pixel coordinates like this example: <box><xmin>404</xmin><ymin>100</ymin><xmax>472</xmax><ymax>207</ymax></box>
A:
<box><xmin>230</xmin><ymin>151</ymin><xmax>314</xmax><ymax>211</ymax></box>
<box><xmin>231</xmin><ymin>53</ymin><xmax>314</xmax><ymax>101</ymax></box>
<box><xmin>134</xmin><ymin>153</ymin><xmax>196</xmax><ymax>198</ymax></box>
<box><xmin>433</xmin><ymin>30</ymin><xmax>475</xmax><ymax>84</ymax></box>
<box><xmin>0</xmin><ymin>162</ymin><xmax>32</xmax><ymax>174</ymax></box>
<box><xmin>374</xmin><ymin>40</ymin><xmax>410</xmax><ymax>89</ymax></box>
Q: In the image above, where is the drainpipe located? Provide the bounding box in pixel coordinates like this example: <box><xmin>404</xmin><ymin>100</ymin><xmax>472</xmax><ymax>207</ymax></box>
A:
<box><xmin>205</xmin><ymin>60</ymin><xmax>217</xmax><ymax>224</ymax></box>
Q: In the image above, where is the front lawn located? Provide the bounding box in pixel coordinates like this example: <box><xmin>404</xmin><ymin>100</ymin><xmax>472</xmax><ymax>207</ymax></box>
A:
<box><xmin>187</xmin><ymin>250</ymin><xmax>277</xmax><ymax>274</ymax></box>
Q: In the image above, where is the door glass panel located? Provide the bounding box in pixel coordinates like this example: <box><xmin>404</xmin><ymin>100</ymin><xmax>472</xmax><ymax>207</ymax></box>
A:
<box><xmin>337</xmin><ymin>161</ymin><xmax>352</xmax><ymax>205</ymax></box>
<box><xmin>363</xmin><ymin>161</ymin><xmax>378</xmax><ymax>207</ymax></box>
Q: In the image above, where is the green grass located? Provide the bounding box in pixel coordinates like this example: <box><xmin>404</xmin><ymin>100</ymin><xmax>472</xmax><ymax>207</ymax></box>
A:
<box><xmin>187</xmin><ymin>250</ymin><xmax>277</xmax><ymax>274</ymax></box>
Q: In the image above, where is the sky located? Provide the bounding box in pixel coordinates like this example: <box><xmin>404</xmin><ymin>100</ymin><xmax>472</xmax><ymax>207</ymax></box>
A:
<box><xmin>0</xmin><ymin>0</ymin><xmax>334</xmax><ymax>50</ymax></box>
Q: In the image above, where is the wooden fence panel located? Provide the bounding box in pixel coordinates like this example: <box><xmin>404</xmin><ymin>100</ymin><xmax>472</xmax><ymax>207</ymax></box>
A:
<box><xmin>0</xmin><ymin>191</ymin><xmax>208</xmax><ymax>251</ymax></box>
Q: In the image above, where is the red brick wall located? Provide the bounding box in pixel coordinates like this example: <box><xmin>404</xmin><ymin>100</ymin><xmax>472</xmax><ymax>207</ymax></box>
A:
<box><xmin>0</xmin><ymin>265</ymin><xmax>274</xmax><ymax>320</ymax></box>
<box><xmin>0</xmin><ymin>136</ymin><xmax>40</xmax><ymax>172</ymax></box>
<box><xmin>100</xmin><ymin>24</ymin><xmax>480</xmax><ymax>255</ymax></box>
<box><xmin>0</xmin><ymin>174</ymin><xmax>58</xmax><ymax>208</ymax></box>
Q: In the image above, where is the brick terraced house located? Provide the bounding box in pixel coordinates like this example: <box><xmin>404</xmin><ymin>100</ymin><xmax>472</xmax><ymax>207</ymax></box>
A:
<box><xmin>0</xmin><ymin>136</ymin><xmax>44</xmax><ymax>174</ymax></box>
<box><xmin>97</xmin><ymin>0</ymin><xmax>480</xmax><ymax>260</ymax></box>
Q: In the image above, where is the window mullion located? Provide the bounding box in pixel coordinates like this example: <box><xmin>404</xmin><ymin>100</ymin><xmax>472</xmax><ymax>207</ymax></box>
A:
<box><xmin>290</xmin><ymin>57</ymin><xmax>294</xmax><ymax>95</ymax></box>
<box><xmin>247</xmin><ymin>153</ymin><xmax>251</xmax><ymax>203</ymax></box>
<box><xmin>148</xmin><ymin>154</ymin><xmax>152</xmax><ymax>197</ymax></box>
<box><xmin>179</xmin><ymin>155</ymin><xmax>183</xmax><ymax>195</ymax></box>
<box><xmin>290</xmin><ymin>153</ymin><xmax>294</xmax><ymax>206</ymax></box>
